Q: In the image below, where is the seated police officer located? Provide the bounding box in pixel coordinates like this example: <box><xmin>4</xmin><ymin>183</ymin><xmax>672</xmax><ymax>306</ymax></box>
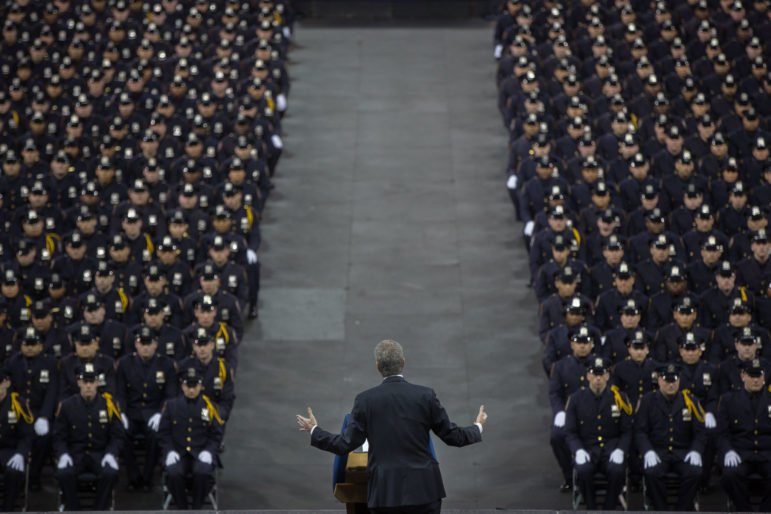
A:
<box><xmin>5</xmin><ymin>327</ymin><xmax>59</xmax><ymax>490</ymax></box>
<box><xmin>116</xmin><ymin>326</ymin><xmax>178</xmax><ymax>491</ymax></box>
<box><xmin>719</xmin><ymin>326</ymin><xmax>771</xmax><ymax>394</ymax></box>
<box><xmin>158</xmin><ymin>367</ymin><xmax>224</xmax><ymax>510</ymax></box>
<box><xmin>178</xmin><ymin>327</ymin><xmax>235</xmax><ymax>423</ymax></box>
<box><xmin>0</xmin><ymin>369</ymin><xmax>33</xmax><ymax>511</ymax></box>
<box><xmin>717</xmin><ymin>358</ymin><xmax>771</xmax><ymax>512</ymax></box>
<box><xmin>53</xmin><ymin>363</ymin><xmax>125</xmax><ymax>511</ymax></box>
<box><xmin>565</xmin><ymin>356</ymin><xmax>633</xmax><ymax>510</ymax></box>
<box><xmin>635</xmin><ymin>364</ymin><xmax>706</xmax><ymax>510</ymax></box>
<box><xmin>59</xmin><ymin>324</ymin><xmax>117</xmax><ymax>400</ymax></box>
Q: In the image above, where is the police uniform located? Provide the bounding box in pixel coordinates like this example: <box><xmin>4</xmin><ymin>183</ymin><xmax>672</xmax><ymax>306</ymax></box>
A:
<box><xmin>565</xmin><ymin>357</ymin><xmax>633</xmax><ymax>510</ymax></box>
<box><xmin>5</xmin><ymin>327</ymin><xmax>59</xmax><ymax>487</ymax></box>
<box><xmin>716</xmin><ymin>359</ymin><xmax>771</xmax><ymax>511</ymax></box>
<box><xmin>178</xmin><ymin>328</ymin><xmax>235</xmax><ymax>422</ymax></box>
<box><xmin>158</xmin><ymin>368</ymin><xmax>224</xmax><ymax>510</ymax></box>
<box><xmin>635</xmin><ymin>364</ymin><xmax>706</xmax><ymax>510</ymax></box>
<box><xmin>53</xmin><ymin>364</ymin><xmax>125</xmax><ymax>511</ymax></box>
<box><xmin>58</xmin><ymin>325</ymin><xmax>117</xmax><ymax>401</ymax></box>
<box><xmin>0</xmin><ymin>375</ymin><xmax>34</xmax><ymax>511</ymax></box>
<box><xmin>116</xmin><ymin>327</ymin><xmax>178</xmax><ymax>488</ymax></box>
<box><xmin>611</xmin><ymin>331</ymin><xmax>660</xmax><ymax>406</ymax></box>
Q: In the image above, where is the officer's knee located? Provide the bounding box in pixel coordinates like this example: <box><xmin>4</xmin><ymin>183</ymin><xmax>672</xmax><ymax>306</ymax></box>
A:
<box><xmin>192</xmin><ymin>460</ymin><xmax>214</xmax><ymax>476</ymax></box>
<box><xmin>575</xmin><ymin>462</ymin><xmax>594</xmax><ymax>479</ymax></box>
<box><xmin>166</xmin><ymin>462</ymin><xmax>185</xmax><ymax>478</ymax></box>
<box><xmin>606</xmin><ymin>462</ymin><xmax>626</xmax><ymax>478</ymax></box>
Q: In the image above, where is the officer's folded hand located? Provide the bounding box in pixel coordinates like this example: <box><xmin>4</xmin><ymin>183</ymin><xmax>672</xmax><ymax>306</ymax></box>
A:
<box><xmin>575</xmin><ymin>449</ymin><xmax>590</xmax><ymax>465</ymax></box>
<box><xmin>684</xmin><ymin>451</ymin><xmax>702</xmax><ymax>467</ymax></box>
<box><xmin>7</xmin><ymin>453</ymin><xmax>24</xmax><ymax>472</ymax></box>
<box><xmin>609</xmin><ymin>449</ymin><xmax>624</xmax><ymax>464</ymax></box>
<box><xmin>199</xmin><ymin>450</ymin><xmax>213</xmax><ymax>464</ymax></box>
<box><xmin>704</xmin><ymin>412</ymin><xmax>716</xmax><ymax>428</ymax></box>
<box><xmin>101</xmin><ymin>453</ymin><xmax>118</xmax><ymax>470</ymax></box>
<box><xmin>34</xmin><ymin>417</ymin><xmax>49</xmax><ymax>436</ymax></box>
<box><xmin>644</xmin><ymin>450</ymin><xmax>661</xmax><ymax>469</ymax></box>
<box><xmin>724</xmin><ymin>450</ymin><xmax>741</xmax><ymax>467</ymax></box>
<box><xmin>165</xmin><ymin>451</ymin><xmax>180</xmax><ymax>467</ymax></box>
<box><xmin>147</xmin><ymin>412</ymin><xmax>162</xmax><ymax>431</ymax></box>
<box><xmin>58</xmin><ymin>453</ymin><xmax>73</xmax><ymax>469</ymax></box>
<box><xmin>553</xmin><ymin>410</ymin><xmax>566</xmax><ymax>428</ymax></box>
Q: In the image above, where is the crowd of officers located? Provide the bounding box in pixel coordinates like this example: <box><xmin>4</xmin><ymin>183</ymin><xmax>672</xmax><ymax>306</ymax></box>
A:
<box><xmin>0</xmin><ymin>0</ymin><xmax>295</xmax><ymax>509</ymax></box>
<box><xmin>494</xmin><ymin>0</ymin><xmax>771</xmax><ymax>510</ymax></box>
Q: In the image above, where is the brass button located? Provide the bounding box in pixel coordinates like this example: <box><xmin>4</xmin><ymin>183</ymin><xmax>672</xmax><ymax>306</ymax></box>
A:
<box><xmin>186</xmin><ymin>437</ymin><xmax>191</xmax><ymax>442</ymax></box>
<box><xmin>597</xmin><ymin>436</ymin><xmax>603</xmax><ymax>441</ymax></box>
<box><xmin>186</xmin><ymin>446</ymin><xmax>191</xmax><ymax>452</ymax></box>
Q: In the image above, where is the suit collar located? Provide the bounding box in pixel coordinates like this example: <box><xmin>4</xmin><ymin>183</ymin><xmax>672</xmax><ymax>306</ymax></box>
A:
<box><xmin>382</xmin><ymin>375</ymin><xmax>405</xmax><ymax>383</ymax></box>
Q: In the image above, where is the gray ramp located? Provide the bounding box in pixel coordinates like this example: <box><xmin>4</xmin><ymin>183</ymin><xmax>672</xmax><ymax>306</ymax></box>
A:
<box><xmin>221</xmin><ymin>23</ymin><xmax>555</xmax><ymax>509</ymax></box>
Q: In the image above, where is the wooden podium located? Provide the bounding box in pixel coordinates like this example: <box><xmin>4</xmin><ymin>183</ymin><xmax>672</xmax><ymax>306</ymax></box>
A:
<box><xmin>333</xmin><ymin>450</ymin><xmax>368</xmax><ymax>514</ymax></box>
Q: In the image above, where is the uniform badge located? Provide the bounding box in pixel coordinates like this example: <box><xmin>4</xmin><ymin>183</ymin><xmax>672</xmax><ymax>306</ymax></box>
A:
<box><xmin>216</xmin><ymin>338</ymin><xmax>225</xmax><ymax>352</ymax></box>
<box><xmin>99</xmin><ymin>410</ymin><xmax>108</xmax><ymax>424</ymax></box>
<box><xmin>703</xmin><ymin>373</ymin><xmax>711</xmax><ymax>386</ymax></box>
<box><xmin>8</xmin><ymin>409</ymin><xmax>18</xmax><ymax>424</ymax></box>
<box><xmin>228</xmin><ymin>276</ymin><xmax>237</xmax><ymax>289</ymax></box>
<box><xmin>201</xmin><ymin>408</ymin><xmax>210</xmax><ymax>422</ymax></box>
<box><xmin>113</xmin><ymin>337</ymin><xmax>121</xmax><ymax>350</ymax></box>
<box><xmin>682</xmin><ymin>408</ymin><xmax>691</xmax><ymax>421</ymax></box>
<box><xmin>142</xmin><ymin>249</ymin><xmax>151</xmax><ymax>262</ymax></box>
<box><xmin>98</xmin><ymin>373</ymin><xmax>106</xmax><ymax>387</ymax></box>
<box><xmin>149</xmin><ymin>215</ymin><xmax>157</xmax><ymax>227</ymax></box>
<box><xmin>53</xmin><ymin>344</ymin><xmax>61</xmax><ymax>357</ymax></box>
<box><xmin>166</xmin><ymin>342</ymin><xmax>175</xmax><ymax>356</ymax></box>
<box><xmin>768</xmin><ymin>405</ymin><xmax>771</xmax><ymax>419</ymax></box>
<box><xmin>187</xmin><ymin>249</ymin><xmax>196</xmax><ymax>262</ymax></box>
<box><xmin>214</xmin><ymin>377</ymin><xmax>222</xmax><ymax>390</ymax></box>
<box><xmin>111</xmin><ymin>192</ymin><xmax>119</xmax><ymax>205</ymax></box>
<box><xmin>198</xmin><ymin>220</ymin><xmax>207</xmax><ymax>232</ymax></box>
<box><xmin>651</xmin><ymin>371</ymin><xmax>658</xmax><ymax>382</ymax></box>
<box><xmin>40</xmin><ymin>369</ymin><xmax>49</xmax><ymax>383</ymax></box>
<box><xmin>129</xmin><ymin>276</ymin><xmax>138</xmax><ymax>288</ymax></box>
<box><xmin>221</xmin><ymin>308</ymin><xmax>229</xmax><ymax>321</ymax></box>
<box><xmin>156</xmin><ymin>371</ymin><xmax>165</xmax><ymax>384</ymax></box>
<box><xmin>20</xmin><ymin>308</ymin><xmax>29</xmax><ymax>322</ymax></box>
<box><xmin>611</xmin><ymin>405</ymin><xmax>620</xmax><ymax>418</ymax></box>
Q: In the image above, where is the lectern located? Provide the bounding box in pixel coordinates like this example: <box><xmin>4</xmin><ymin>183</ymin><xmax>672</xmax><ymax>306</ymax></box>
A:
<box><xmin>331</xmin><ymin>414</ymin><xmax>368</xmax><ymax>514</ymax></box>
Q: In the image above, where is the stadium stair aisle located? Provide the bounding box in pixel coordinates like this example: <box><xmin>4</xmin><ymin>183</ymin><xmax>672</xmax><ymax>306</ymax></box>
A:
<box><xmin>219</xmin><ymin>22</ymin><xmax>556</xmax><ymax>509</ymax></box>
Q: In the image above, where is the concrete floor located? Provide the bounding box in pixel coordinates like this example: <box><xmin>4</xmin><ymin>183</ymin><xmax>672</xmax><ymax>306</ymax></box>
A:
<box><xmin>218</xmin><ymin>22</ymin><xmax>557</xmax><ymax>510</ymax></box>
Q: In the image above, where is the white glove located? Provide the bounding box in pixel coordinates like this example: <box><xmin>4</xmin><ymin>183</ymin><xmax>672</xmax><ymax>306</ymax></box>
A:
<box><xmin>121</xmin><ymin>413</ymin><xmax>129</xmax><ymax>431</ymax></box>
<box><xmin>644</xmin><ymin>450</ymin><xmax>661</xmax><ymax>469</ymax></box>
<box><xmin>57</xmin><ymin>453</ymin><xmax>73</xmax><ymax>469</ymax></box>
<box><xmin>246</xmin><ymin>249</ymin><xmax>258</xmax><ymax>264</ymax></box>
<box><xmin>494</xmin><ymin>43</ymin><xmax>503</xmax><ymax>59</ymax></box>
<box><xmin>271</xmin><ymin>134</ymin><xmax>283</xmax><ymax>149</ymax></box>
<box><xmin>165</xmin><ymin>451</ymin><xmax>180</xmax><ymax>467</ymax></box>
<box><xmin>276</xmin><ymin>93</ymin><xmax>287</xmax><ymax>112</ymax></box>
<box><xmin>575</xmin><ymin>449</ymin><xmax>590</xmax><ymax>465</ymax></box>
<box><xmin>34</xmin><ymin>417</ymin><xmax>49</xmax><ymax>436</ymax></box>
<box><xmin>282</xmin><ymin>26</ymin><xmax>291</xmax><ymax>39</ymax></box>
<box><xmin>506</xmin><ymin>174</ymin><xmax>518</xmax><ymax>190</ymax></box>
<box><xmin>198</xmin><ymin>450</ymin><xmax>213</xmax><ymax>464</ymax></box>
<box><xmin>101</xmin><ymin>453</ymin><xmax>118</xmax><ymax>470</ymax></box>
<box><xmin>147</xmin><ymin>412</ymin><xmax>161</xmax><ymax>432</ymax></box>
<box><xmin>610</xmin><ymin>448</ymin><xmax>625</xmax><ymax>464</ymax></box>
<box><xmin>7</xmin><ymin>453</ymin><xmax>24</xmax><ymax>472</ymax></box>
<box><xmin>684</xmin><ymin>451</ymin><xmax>702</xmax><ymax>467</ymax></box>
<box><xmin>724</xmin><ymin>450</ymin><xmax>741</xmax><ymax>467</ymax></box>
<box><xmin>553</xmin><ymin>411</ymin><xmax>566</xmax><ymax>428</ymax></box>
<box><xmin>524</xmin><ymin>220</ymin><xmax>535</xmax><ymax>237</ymax></box>
<box><xmin>704</xmin><ymin>412</ymin><xmax>716</xmax><ymax>428</ymax></box>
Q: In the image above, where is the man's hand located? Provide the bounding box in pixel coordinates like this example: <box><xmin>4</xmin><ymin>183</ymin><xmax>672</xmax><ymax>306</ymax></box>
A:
<box><xmin>476</xmin><ymin>405</ymin><xmax>487</xmax><ymax>427</ymax></box>
<box><xmin>296</xmin><ymin>407</ymin><xmax>317</xmax><ymax>432</ymax></box>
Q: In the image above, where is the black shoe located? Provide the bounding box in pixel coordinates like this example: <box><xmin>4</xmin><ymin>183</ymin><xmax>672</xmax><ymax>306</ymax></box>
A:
<box><xmin>248</xmin><ymin>306</ymin><xmax>258</xmax><ymax>319</ymax></box>
<box><xmin>560</xmin><ymin>482</ymin><xmax>572</xmax><ymax>492</ymax></box>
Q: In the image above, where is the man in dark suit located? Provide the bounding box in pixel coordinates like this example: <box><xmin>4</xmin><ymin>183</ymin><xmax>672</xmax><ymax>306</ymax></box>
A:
<box><xmin>296</xmin><ymin>339</ymin><xmax>487</xmax><ymax>514</ymax></box>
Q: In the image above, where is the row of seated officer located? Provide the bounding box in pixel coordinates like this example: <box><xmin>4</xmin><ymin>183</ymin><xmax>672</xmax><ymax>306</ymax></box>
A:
<box><xmin>491</xmin><ymin>0</ymin><xmax>771</xmax><ymax>509</ymax></box>
<box><xmin>0</xmin><ymin>0</ymin><xmax>296</xmax><ymax>507</ymax></box>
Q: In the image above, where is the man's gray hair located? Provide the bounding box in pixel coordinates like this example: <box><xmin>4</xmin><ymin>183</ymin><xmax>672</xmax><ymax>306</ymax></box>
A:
<box><xmin>374</xmin><ymin>339</ymin><xmax>405</xmax><ymax>377</ymax></box>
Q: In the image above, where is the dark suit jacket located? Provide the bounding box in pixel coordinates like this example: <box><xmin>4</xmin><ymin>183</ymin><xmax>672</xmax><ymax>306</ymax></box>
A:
<box><xmin>310</xmin><ymin>376</ymin><xmax>482</xmax><ymax>508</ymax></box>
